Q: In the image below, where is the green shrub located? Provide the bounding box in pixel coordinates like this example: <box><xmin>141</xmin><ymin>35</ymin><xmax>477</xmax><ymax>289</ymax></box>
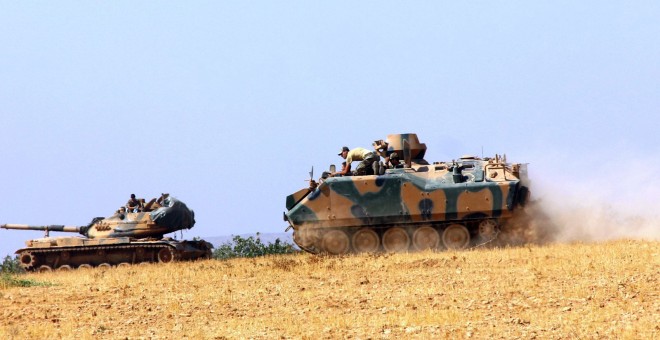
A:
<box><xmin>213</xmin><ymin>233</ymin><xmax>298</xmax><ymax>260</ymax></box>
<box><xmin>1</xmin><ymin>255</ymin><xmax>24</xmax><ymax>275</ymax></box>
<box><xmin>0</xmin><ymin>256</ymin><xmax>52</xmax><ymax>289</ymax></box>
<box><xmin>1</xmin><ymin>273</ymin><xmax>51</xmax><ymax>289</ymax></box>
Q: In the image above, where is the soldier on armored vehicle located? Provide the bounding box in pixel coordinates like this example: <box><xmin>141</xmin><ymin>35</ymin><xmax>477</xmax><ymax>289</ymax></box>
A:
<box><xmin>333</xmin><ymin>146</ymin><xmax>380</xmax><ymax>176</ymax></box>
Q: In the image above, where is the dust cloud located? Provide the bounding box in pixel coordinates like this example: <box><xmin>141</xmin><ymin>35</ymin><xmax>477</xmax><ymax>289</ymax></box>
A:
<box><xmin>526</xmin><ymin>155</ymin><xmax>660</xmax><ymax>244</ymax></box>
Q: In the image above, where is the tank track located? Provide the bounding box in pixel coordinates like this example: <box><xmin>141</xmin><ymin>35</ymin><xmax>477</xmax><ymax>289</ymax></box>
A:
<box><xmin>294</xmin><ymin>219</ymin><xmax>512</xmax><ymax>255</ymax></box>
<box><xmin>17</xmin><ymin>241</ymin><xmax>213</xmax><ymax>272</ymax></box>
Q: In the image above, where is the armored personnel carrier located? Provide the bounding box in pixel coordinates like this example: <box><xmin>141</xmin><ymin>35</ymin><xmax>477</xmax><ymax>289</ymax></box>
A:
<box><xmin>284</xmin><ymin>133</ymin><xmax>531</xmax><ymax>254</ymax></box>
<box><xmin>1</xmin><ymin>195</ymin><xmax>213</xmax><ymax>271</ymax></box>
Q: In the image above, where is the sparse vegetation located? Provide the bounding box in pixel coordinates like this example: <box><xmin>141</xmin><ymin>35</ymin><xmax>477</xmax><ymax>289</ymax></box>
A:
<box><xmin>0</xmin><ymin>256</ymin><xmax>45</xmax><ymax>289</ymax></box>
<box><xmin>212</xmin><ymin>233</ymin><xmax>298</xmax><ymax>259</ymax></box>
<box><xmin>0</xmin><ymin>273</ymin><xmax>51</xmax><ymax>289</ymax></box>
<box><xmin>0</xmin><ymin>240</ymin><xmax>657</xmax><ymax>338</ymax></box>
<box><xmin>0</xmin><ymin>255</ymin><xmax>24</xmax><ymax>274</ymax></box>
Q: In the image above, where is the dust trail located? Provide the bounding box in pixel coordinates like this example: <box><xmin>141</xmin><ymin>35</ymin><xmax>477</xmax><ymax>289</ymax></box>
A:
<box><xmin>526</xmin><ymin>155</ymin><xmax>660</xmax><ymax>243</ymax></box>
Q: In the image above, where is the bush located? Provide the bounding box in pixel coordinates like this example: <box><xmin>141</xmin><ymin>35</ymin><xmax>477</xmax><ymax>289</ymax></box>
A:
<box><xmin>213</xmin><ymin>233</ymin><xmax>298</xmax><ymax>260</ymax></box>
<box><xmin>0</xmin><ymin>255</ymin><xmax>51</xmax><ymax>289</ymax></box>
<box><xmin>1</xmin><ymin>256</ymin><xmax>24</xmax><ymax>275</ymax></box>
<box><xmin>0</xmin><ymin>273</ymin><xmax>51</xmax><ymax>289</ymax></box>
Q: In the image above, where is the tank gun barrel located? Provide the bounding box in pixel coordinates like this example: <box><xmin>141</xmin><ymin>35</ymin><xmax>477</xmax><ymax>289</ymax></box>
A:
<box><xmin>1</xmin><ymin>224</ymin><xmax>81</xmax><ymax>233</ymax></box>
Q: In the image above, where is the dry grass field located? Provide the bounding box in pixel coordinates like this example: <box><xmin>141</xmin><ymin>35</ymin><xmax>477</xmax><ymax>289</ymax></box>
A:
<box><xmin>1</xmin><ymin>240</ymin><xmax>658</xmax><ymax>339</ymax></box>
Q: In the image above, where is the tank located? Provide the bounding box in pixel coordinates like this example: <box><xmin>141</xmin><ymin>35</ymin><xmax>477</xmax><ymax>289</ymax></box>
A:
<box><xmin>284</xmin><ymin>133</ymin><xmax>532</xmax><ymax>254</ymax></box>
<box><xmin>1</xmin><ymin>195</ymin><xmax>213</xmax><ymax>272</ymax></box>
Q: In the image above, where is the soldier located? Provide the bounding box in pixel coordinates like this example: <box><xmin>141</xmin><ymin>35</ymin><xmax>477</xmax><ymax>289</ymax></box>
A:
<box><xmin>334</xmin><ymin>146</ymin><xmax>379</xmax><ymax>176</ymax></box>
<box><xmin>114</xmin><ymin>206</ymin><xmax>127</xmax><ymax>220</ymax></box>
<box><xmin>385</xmin><ymin>152</ymin><xmax>401</xmax><ymax>169</ymax></box>
<box><xmin>126</xmin><ymin>194</ymin><xmax>141</xmax><ymax>212</ymax></box>
<box><xmin>373</xmin><ymin>139</ymin><xmax>389</xmax><ymax>158</ymax></box>
<box><xmin>156</xmin><ymin>193</ymin><xmax>169</xmax><ymax>206</ymax></box>
<box><xmin>340</xmin><ymin>161</ymin><xmax>349</xmax><ymax>175</ymax></box>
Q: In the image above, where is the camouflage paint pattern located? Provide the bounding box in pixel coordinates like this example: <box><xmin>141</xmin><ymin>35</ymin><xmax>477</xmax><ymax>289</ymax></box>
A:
<box><xmin>285</xmin><ymin>133</ymin><xmax>529</xmax><ymax>254</ymax></box>
<box><xmin>1</xmin><ymin>196</ymin><xmax>213</xmax><ymax>271</ymax></box>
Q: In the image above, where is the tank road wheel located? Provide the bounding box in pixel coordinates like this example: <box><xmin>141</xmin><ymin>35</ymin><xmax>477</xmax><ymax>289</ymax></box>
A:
<box><xmin>320</xmin><ymin>230</ymin><xmax>351</xmax><ymax>255</ymax></box>
<box><xmin>352</xmin><ymin>228</ymin><xmax>380</xmax><ymax>253</ymax></box>
<box><xmin>478</xmin><ymin>220</ymin><xmax>499</xmax><ymax>242</ymax></box>
<box><xmin>19</xmin><ymin>252</ymin><xmax>37</xmax><ymax>269</ymax></box>
<box><xmin>57</xmin><ymin>265</ymin><xmax>73</xmax><ymax>271</ymax></box>
<box><xmin>442</xmin><ymin>224</ymin><xmax>470</xmax><ymax>250</ymax></box>
<box><xmin>382</xmin><ymin>227</ymin><xmax>410</xmax><ymax>253</ymax></box>
<box><xmin>37</xmin><ymin>265</ymin><xmax>53</xmax><ymax>273</ymax></box>
<box><xmin>157</xmin><ymin>247</ymin><xmax>176</xmax><ymax>263</ymax></box>
<box><xmin>117</xmin><ymin>262</ymin><xmax>131</xmax><ymax>268</ymax></box>
<box><xmin>78</xmin><ymin>264</ymin><xmax>93</xmax><ymax>270</ymax></box>
<box><xmin>98</xmin><ymin>263</ymin><xmax>112</xmax><ymax>270</ymax></box>
<box><xmin>412</xmin><ymin>226</ymin><xmax>440</xmax><ymax>251</ymax></box>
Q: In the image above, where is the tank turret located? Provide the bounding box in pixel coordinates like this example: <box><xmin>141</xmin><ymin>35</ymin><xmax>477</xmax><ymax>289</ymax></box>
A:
<box><xmin>2</xmin><ymin>195</ymin><xmax>212</xmax><ymax>272</ymax></box>
<box><xmin>284</xmin><ymin>133</ymin><xmax>532</xmax><ymax>254</ymax></box>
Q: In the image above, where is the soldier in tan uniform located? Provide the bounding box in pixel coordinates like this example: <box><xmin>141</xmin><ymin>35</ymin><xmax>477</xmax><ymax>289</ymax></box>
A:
<box><xmin>334</xmin><ymin>146</ymin><xmax>379</xmax><ymax>176</ymax></box>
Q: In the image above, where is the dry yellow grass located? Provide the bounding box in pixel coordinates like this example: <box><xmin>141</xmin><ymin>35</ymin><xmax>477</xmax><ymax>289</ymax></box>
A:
<box><xmin>1</xmin><ymin>240</ymin><xmax>658</xmax><ymax>339</ymax></box>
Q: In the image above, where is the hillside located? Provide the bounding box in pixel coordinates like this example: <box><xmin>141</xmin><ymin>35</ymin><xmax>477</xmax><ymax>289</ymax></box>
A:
<box><xmin>1</xmin><ymin>240</ymin><xmax>658</xmax><ymax>339</ymax></box>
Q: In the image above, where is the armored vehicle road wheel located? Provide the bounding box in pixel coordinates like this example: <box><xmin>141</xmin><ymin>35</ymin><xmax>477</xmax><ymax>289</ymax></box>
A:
<box><xmin>321</xmin><ymin>230</ymin><xmax>350</xmax><ymax>255</ymax></box>
<box><xmin>19</xmin><ymin>252</ymin><xmax>36</xmax><ymax>269</ymax></box>
<box><xmin>117</xmin><ymin>262</ymin><xmax>131</xmax><ymax>268</ymax></box>
<box><xmin>98</xmin><ymin>263</ymin><xmax>112</xmax><ymax>269</ymax></box>
<box><xmin>352</xmin><ymin>228</ymin><xmax>380</xmax><ymax>253</ymax></box>
<box><xmin>78</xmin><ymin>264</ymin><xmax>93</xmax><ymax>270</ymax></box>
<box><xmin>412</xmin><ymin>226</ymin><xmax>440</xmax><ymax>251</ymax></box>
<box><xmin>57</xmin><ymin>265</ymin><xmax>72</xmax><ymax>271</ymax></box>
<box><xmin>442</xmin><ymin>224</ymin><xmax>470</xmax><ymax>250</ymax></box>
<box><xmin>295</xmin><ymin>228</ymin><xmax>320</xmax><ymax>249</ymax></box>
<box><xmin>157</xmin><ymin>247</ymin><xmax>175</xmax><ymax>263</ymax></box>
<box><xmin>382</xmin><ymin>227</ymin><xmax>410</xmax><ymax>253</ymax></box>
<box><xmin>478</xmin><ymin>220</ymin><xmax>498</xmax><ymax>242</ymax></box>
<box><xmin>37</xmin><ymin>265</ymin><xmax>52</xmax><ymax>273</ymax></box>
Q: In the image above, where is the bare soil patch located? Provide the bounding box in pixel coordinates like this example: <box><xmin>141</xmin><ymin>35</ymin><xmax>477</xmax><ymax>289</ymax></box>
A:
<box><xmin>1</xmin><ymin>240</ymin><xmax>658</xmax><ymax>339</ymax></box>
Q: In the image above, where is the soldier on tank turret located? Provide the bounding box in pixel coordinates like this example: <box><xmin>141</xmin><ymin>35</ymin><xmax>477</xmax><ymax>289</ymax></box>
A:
<box><xmin>113</xmin><ymin>206</ymin><xmax>127</xmax><ymax>220</ymax></box>
<box><xmin>334</xmin><ymin>146</ymin><xmax>379</xmax><ymax>176</ymax></box>
<box><xmin>127</xmin><ymin>194</ymin><xmax>140</xmax><ymax>212</ymax></box>
<box><xmin>156</xmin><ymin>193</ymin><xmax>169</xmax><ymax>205</ymax></box>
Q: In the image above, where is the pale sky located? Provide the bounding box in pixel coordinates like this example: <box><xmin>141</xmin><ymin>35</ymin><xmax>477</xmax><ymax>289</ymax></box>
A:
<box><xmin>2</xmin><ymin>2</ymin><xmax>659</xmax><ymax>257</ymax></box>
